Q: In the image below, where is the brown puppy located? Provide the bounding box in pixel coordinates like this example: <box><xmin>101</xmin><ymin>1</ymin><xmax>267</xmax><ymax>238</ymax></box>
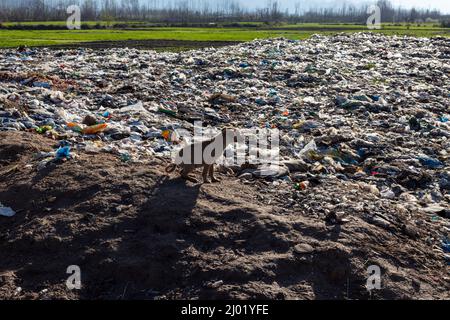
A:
<box><xmin>166</xmin><ymin>128</ymin><xmax>237</xmax><ymax>183</ymax></box>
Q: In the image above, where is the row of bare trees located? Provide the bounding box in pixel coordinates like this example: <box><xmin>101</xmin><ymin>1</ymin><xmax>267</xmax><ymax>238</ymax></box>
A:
<box><xmin>0</xmin><ymin>0</ymin><xmax>447</xmax><ymax>24</ymax></box>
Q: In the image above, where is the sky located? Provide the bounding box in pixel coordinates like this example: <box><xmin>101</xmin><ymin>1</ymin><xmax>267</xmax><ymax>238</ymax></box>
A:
<box><xmin>241</xmin><ymin>0</ymin><xmax>450</xmax><ymax>13</ymax></box>
<box><xmin>391</xmin><ymin>0</ymin><xmax>450</xmax><ymax>13</ymax></box>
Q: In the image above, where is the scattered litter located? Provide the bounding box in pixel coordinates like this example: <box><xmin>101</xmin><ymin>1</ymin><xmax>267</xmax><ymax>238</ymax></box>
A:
<box><xmin>294</xmin><ymin>243</ymin><xmax>315</xmax><ymax>254</ymax></box>
<box><xmin>0</xmin><ymin>33</ymin><xmax>447</xmax><ymax>229</ymax></box>
<box><xmin>0</xmin><ymin>203</ymin><xmax>16</xmax><ymax>217</ymax></box>
<box><xmin>55</xmin><ymin>146</ymin><xmax>71</xmax><ymax>160</ymax></box>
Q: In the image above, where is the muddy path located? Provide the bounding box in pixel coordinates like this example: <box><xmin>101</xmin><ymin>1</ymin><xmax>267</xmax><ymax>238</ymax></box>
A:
<box><xmin>0</xmin><ymin>131</ymin><xmax>448</xmax><ymax>299</ymax></box>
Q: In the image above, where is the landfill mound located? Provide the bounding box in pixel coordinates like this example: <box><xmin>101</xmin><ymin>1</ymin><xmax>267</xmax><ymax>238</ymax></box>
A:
<box><xmin>0</xmin><ymin>33</ymin><xmax>449</xmax><ymax>299</ymax></box>
<box><xmin>0</xmin><ymin>131</ymin><xmax>448</xmax><ymax>299</ymax></box>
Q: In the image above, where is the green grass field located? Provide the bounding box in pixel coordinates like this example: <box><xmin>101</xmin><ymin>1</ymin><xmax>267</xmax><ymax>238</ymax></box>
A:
<box><xmin>0</xmin><ymin>22</ymin><xmax>448</xmax><ymax>49</ymax></box>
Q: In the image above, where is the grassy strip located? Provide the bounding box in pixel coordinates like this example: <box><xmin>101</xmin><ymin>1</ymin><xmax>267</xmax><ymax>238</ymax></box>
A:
<box><xmin>0</xmin><ymin>25</ymin><xmax>448</xmax><ymax>48</ymax></box>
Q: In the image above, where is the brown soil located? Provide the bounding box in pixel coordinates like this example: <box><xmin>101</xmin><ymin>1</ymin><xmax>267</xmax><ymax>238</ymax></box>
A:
<box><xmin>0</xmin><ymin>131</ymin><xmax>448</xmax><ymax>300</ymax></box>
<box><xmin>45</xmin><ymin>40</ymin><xmax>241</xmax><ymax>51</ymax></box>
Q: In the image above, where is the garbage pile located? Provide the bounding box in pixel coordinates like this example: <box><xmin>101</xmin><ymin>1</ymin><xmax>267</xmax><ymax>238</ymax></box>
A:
<box><xmin>0</xmin><ymin>33</ymin><xmax>449</xmax><ymax>210</ymax></box>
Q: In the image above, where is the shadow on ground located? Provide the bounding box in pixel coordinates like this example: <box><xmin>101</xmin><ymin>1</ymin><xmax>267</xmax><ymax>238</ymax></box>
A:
<box><xmin>0</xmin><ymin>131</ymin><xmax>448</xmax><ymax>300</ymax></box>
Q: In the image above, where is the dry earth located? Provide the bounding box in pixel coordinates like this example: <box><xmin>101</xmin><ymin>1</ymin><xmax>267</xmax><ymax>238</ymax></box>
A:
<box><xmin>0</xmin><ymin>131</ymin><xmax>448</xmax><ymax>299</ymax></box>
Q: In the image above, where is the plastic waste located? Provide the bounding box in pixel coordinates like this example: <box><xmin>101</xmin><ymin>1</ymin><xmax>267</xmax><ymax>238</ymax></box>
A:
<box><xmin>67</xmin><ymin>122</ymin><xmax>83</xmax><ymax>133</ymax></box>
<box><xmin>161</xmin><ymin>129</ymin><xmax>179</xmax><ymax>142</ymax></box>
<box><xmin>55</xmin><ymin>146</ymin><xmax>71</xmax><ymax>160</ymax></box>
<box><xmin>294</xmin><ymin>181</ymin><xmax>309</xmax><ymax>191</ymax></box>
<box><xmin>82</xmin><ymin>123</ymin><xmax>108</xmax><ymax>135</ymax></box>
<box><xmin>119</xmin><ymin>101</ymin><xmax>146</xmax><ymax>114</ymax></box>
<box><xmin>298</xmin><ymin>139</ymin><xmax>317</xmax><ymax>159</ymax></box>
<box><xmin>35</xmin><ymin>125</ymin><xmax>53</xmax><ymax>134</ymax></box>
<box><xmin>119</xmin><ymin>152</ymin><xmax>131</xmax><ymax>162</ymax></box>
<box><xmin>418</xmin><ymin>156</ymin><xmax>444</xmax><ymax>169</ymax></box>
<box><xmin>439</xmin><ymin>116</ymin><xmax>449</xmax><ymax>123</ymax></box>
<box><xmin>0</xmin><ymin>203</ymin><xmax>15</xmax><ymax>217</ymax></box>
<box><xmin>33</xmin><ymin>81</ymin><xmax>51</xmax><ymax>89</ymax></box>
<box><xmin>0</xmin><ymin>34</ymin><xmax>447</xmax><ymax>220</ymax></box>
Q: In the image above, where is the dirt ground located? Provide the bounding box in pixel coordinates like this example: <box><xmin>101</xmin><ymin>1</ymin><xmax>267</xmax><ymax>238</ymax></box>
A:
<box><xmin>0</xmin><ymin>131</ymin><xmax>448</xmax><ymax>300</ymax></box>
<box><xmin>46</xmin><ymin>40</ymin><xmax>241</xmax><ymax>51</ymax></box>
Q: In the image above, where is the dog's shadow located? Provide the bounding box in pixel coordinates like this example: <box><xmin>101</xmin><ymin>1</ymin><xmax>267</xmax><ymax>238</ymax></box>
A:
<box><xmin>147</xmin><ymin>175</ymin><xmax>202</xmax><ymax>215</ymax></box>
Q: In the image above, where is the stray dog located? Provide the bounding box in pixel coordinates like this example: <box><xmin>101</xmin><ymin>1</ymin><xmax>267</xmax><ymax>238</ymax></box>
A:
<box><xmin>166</xmin><ymin>128</ymin><xmax>238</xmax><ymax>183</ymax></box>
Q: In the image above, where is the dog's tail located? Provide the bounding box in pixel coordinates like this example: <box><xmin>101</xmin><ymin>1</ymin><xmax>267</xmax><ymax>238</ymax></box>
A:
<box><xmin>165</xmin><ymin>163</ymin><xmax>177</xmax><ymax>173</ymax></box>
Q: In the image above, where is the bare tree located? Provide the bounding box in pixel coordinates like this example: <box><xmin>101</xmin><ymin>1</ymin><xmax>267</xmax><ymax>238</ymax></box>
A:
<box><xmin>0</xmin><ymin>0</ymin><xmax>446</xmax><ymax>25</ymax></box>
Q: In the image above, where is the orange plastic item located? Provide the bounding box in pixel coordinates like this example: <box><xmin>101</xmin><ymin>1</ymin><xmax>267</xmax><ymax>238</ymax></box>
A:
<box><xmin>67</xmin><ymin>122</ymin><xmax>82</xmax><ymax>132</ymax></box>
<box><xmin>82</xmin><ymin>123</ymin><xmax>107</xmax><ymax>135</ymax></box>
<box><xmin>161</xmin><ymin>129</ymin><xmax>179</xmax><ymax>142</ymax></box>
<box><xmin>161</xmin><ymin>130</ymin><xmax>171</xmax><ymax>140</ymax></box>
